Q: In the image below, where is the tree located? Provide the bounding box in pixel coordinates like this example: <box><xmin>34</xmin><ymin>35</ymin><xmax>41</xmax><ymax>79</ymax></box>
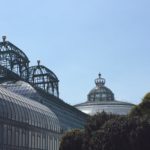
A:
<box><xmin>89</xmin><ymin>116</ymin><xmax>150</xmax><ymax>150</ymax></box>
<box><xmin>101</xmin><ymin>117</ymin><xmax>150</xmax><ymax>150</ymax></box>
<box><xmin>60</xmin><ymin>96</ymin><xmax>150</xmax><ymax>150</ymax></box>
<box><xmin>130</xmin><ymin>92</ymin><xmax>150</xmax><ymax>118</ymax></box>
<box><xmin>59</xmin><ymin>129</ymin><xmax>84</xmax><ymax>150</ymax></box>
<box><xmin>85</xmin><ymin>111</ymin><xmax>119</xmax><ymax>134</ymax></box>
<box><xmin>83</xmin><ymin>111</ymin><xmax>119</xmax><ymax>150</ymax></box>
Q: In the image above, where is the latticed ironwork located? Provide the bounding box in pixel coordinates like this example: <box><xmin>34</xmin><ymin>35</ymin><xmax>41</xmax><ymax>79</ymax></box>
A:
<box><xmin>0</xmin><ymin>36</ymin><xmax>59</xmax><ymax>97</ymax></box>
<box><xmin>0</xmin><ymin>36</ymin><xmax>29</xmax><ymax>79</ymax></box>
<box><xmin>26</xmin><ymin>60</ymin><xmax>59</xmax><ymax>97</ymax></box>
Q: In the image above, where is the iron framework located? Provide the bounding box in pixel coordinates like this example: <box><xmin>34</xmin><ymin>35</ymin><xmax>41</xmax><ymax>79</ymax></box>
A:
<box><xmin>26</xmin><ymin>61</ymin><xmax>59</xmax><ymax>97</ymax></box>
<box><xmin>0</xmin><ymin>36</ymin><xmax>59</xmax><ymax>97</ymax></box>
<box><xmin>0</xmin><ymin>36</ymin><xmax>29</xmax><ymax>79</ymax></box>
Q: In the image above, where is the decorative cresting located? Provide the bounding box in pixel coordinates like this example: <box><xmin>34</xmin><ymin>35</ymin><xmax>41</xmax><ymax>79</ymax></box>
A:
<box><xmin>88</xmin><ymin>73</ymin><xmax>114</xmax><ymax>102</ymax></box>
<box><xmin>0</xmin><ymin>36</ymin><xmax>29</xmax><ymax>79</ymax></box>
<box><xmin>26</xmin><ymin>60</ymin><xmax>59</xmax><ymax>97</ymax></box>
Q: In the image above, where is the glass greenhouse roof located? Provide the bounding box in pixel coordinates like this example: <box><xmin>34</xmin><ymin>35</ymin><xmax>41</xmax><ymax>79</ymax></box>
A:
<box><xmin>88</xmin><ymin>74</ymin><xmax>114</xmax><ymax>102</ymax></box>
<box><xmin>76</xmin><ymin>102</ymin><xmax>133</xmax><ymax>115</ymax></box>
<box><xmin>75</xmin><ymin>74</ymin><xmax>135</xmax><ymax>115</ymax></box>
<box><xmin>0</xmin><ymin>85</ymin><xmax>61</xmax><ymax>132</ymax></box>
<box><xmin>1</xmin><ymin>80</ymin><xmax>87</xmax><ymax>130</ymax></box>
<box><xmin>1</xmin><ymin>80</ymin><xmax>42</xmax><ymax>101</ymax></box>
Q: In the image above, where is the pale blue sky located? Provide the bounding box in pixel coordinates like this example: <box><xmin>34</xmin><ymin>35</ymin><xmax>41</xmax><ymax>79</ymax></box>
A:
<box><xmin>0</xmin><ymin>0</ymin><xmax>150</xmax><ymax>105</ymax></box>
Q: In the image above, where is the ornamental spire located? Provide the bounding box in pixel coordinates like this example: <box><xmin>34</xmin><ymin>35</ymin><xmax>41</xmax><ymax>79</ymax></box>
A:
<box><xmin>95</xmin><ymin>73</ymin><xmax>105</xmax><ymax>87</ymax></box>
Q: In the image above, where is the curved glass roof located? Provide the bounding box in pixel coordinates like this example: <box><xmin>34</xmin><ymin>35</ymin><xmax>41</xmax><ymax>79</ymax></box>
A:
<box><xmin>1</xmin><ymin>80</ymin><xmax>87</xmax><ymax>130</ymax></box>
<box><xmin>88</xmin><ymin>74</ymin><xmax>114</xmax><ymax>102</ymax></box>
<box><xmin>75</xmin><ymin>101</ymin><xmax>134</xmax><ymax>115</ymax></box>
<box><xmin>75</xmin><ymin>73</ymin><xmax>134</xmax><ymax>115</ymax></box>
<box><xmin>1</xmin><ymin>80</ymin><xmax>42</xmax><ymax>101</ymax></box>
<box><xmin>0</xmin><ymin>85</ymin><xmax>61</xmax><ymax>132</ymax></box>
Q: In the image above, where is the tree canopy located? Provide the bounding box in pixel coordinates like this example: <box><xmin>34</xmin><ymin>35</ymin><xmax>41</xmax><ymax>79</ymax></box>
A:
<box><xmin>130</xmin><ymin>92</ymin><xmax>150</xmax><ymax>118</ymax></box>
<box><xmin>60</xmin><ymin>93</ymin><xmax>150</xmax><ymax>150</ymax></box>
<box><xmin>59</xmin><ymin>129</ymin><xmax>84</xmax><ymax>150</ymax></box>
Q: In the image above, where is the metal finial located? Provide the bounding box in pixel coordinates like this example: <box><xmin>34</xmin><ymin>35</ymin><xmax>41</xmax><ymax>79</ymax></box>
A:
<box><xmin>37</xmin><ymin>60</ymin><xmax>40</xmax><ymax>66</ymax></box>
<box><xmin>98</xmin><ymin>73</ymin><xmax>101</xmax><ymax>78</ymax></box>
<box><xmin>2</xmin><ymin>36</ymin><xmax>6</xmax><ymax>42</ymax></box>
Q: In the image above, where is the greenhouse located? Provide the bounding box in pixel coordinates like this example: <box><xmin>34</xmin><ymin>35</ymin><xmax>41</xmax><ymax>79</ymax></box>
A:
<box><xmin>0</xmin><ymin>86</ymin><xmax>61</xmax><ymax>150</ymax></box>
<box><xmin>0</xmin><ymin>36</ymin><xmax>88</xmax><ymax>150</ymax></box>
<box><xmin>75</xmin><ymin>74</ymin><xmax>134</xmax><ymax>115</ymax></box>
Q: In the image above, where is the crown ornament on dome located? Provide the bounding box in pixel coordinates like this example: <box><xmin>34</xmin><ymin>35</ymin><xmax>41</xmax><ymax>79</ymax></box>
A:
<box><xmin>95</xmin><ymin>73</ymin><xmax>105</xmax><ymax>87</ymax></box>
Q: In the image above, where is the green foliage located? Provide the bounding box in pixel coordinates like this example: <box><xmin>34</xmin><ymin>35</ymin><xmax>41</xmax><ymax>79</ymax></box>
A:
<box><xmin>130</xmin><ymin>92</ymin><xmax>150</xmax><ymax>117</ymax></box>
<box><xmin>129</xmin><ymin>105</ymin><xmax>142</xmax><ymax>116</ymax></box>
<box><xmin>143</xmin><ymin>92</ymin><xmax>150</xmax><ymax>101</ymax></box>
<box><xmin>99</xmin><ymin>117</ymin><xmax>150</xmax><ymax>150</ymax></box>
<box><xmin>85</xmin><ymin>111</ymin><xmax>119</xmax><ymax>134</ymax></box>
<box><xmin>83</xmin><ymin>111</ymin><xmax>119</xmax><ymax>150</ymax></box>
<box><xmin>59</xmin><ymin>129</ymin><xmax>84</xmax><ymax>150</ymax></box>
<box><xmin>86</xmin><ymin>116</ymin><xmax>150</xmax><ymax>150</ymax></box>
<box><xmin>60</xmin><ymin>94</ymin><xmax>150</xmax><ymax>150</ymax></box>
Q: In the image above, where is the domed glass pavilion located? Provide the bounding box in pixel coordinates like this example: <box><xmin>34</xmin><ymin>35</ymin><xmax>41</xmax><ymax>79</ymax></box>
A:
<box><xmin>75</xmin><ymin>74</ymin><xmax>134</xmax><ymax>115</ymax></box>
